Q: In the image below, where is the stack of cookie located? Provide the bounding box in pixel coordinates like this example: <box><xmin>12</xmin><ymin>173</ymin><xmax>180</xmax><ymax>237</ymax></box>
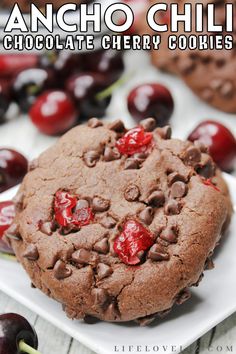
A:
<box><xmin>143</xmin><ymin>0</ymin><xmax>236</xmax><ymax>113</ymax></box>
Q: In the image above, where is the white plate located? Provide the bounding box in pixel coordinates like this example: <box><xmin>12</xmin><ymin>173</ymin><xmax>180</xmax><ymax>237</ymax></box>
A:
<box><xmin>0</xmin><ymin>173</ymin><xmax>235</xmax><ymax>354</ymax></box>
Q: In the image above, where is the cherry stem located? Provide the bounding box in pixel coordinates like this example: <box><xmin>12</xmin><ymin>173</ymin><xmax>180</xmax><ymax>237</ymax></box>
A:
<box><xmin>95</xmin><ymin>71</ymin><xmax>134</xmax><ymax>101</ymax></box>
<box><xmin>0</xmin><ymin>252</ymin><xmax>16</xmax><ymax>261</ymax></box>
<box><xmin>19</xmin><ymin>340</ymin><xmax>42</xmax><ymax>354</ymax></box>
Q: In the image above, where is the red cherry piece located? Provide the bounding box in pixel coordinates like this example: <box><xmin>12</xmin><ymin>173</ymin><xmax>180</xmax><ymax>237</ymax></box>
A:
<box><xmin>54</xmin><ymin>191</ymin><xmax>94</xmax><ymax>228</ymax></box>
<box><xmin>30</xmin><ymin>90</ymin><xmax>77</xmax><ymax>136</ymax></box>
<box><xmin>202</xmin><ymin>178</ymin><xmax>220</xmax><ymax>192</ymax></box>
<box><xmin>114</xmin><ymin>220</ymin><xmax>154</xmax><ymax>265</ymax></box>
<box><xmin>73</xmin><ymin>208</ymin><xmax>94</xmax><ymax>227</ymax></box>
<box><xmin>0</xmin><ymin>149</ymin><xmax>28</xmax><ymax>193</ymax></box>
<box><xmin>188</xmin><ymin>120</ymin><xmax>236</xmax><ymax>172</ymax></box>
<box><xmin>116</xmin><ymin>126</ymin><xmax>153</xmax><ymax>156</ymax></box>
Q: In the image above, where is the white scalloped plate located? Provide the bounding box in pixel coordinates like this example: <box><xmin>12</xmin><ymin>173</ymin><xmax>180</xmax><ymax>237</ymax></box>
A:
<box><xmin>0</xmin><ymin>173</ymin><xmax>235</xmax><ymax>354</ymax></box>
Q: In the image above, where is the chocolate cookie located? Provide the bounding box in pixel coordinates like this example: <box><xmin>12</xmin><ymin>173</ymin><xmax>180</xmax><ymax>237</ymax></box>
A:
<box><xmin>7</xmin><ymin>118</ymin><xmax>232</xmax><ymax>324</ymax></box>
<box><xmin>144</xmin><ymin>0</ymin><xmax>236</xmax><ymax>113</ymax></box>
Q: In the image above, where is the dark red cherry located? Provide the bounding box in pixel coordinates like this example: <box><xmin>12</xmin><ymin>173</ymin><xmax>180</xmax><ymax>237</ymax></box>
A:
<box><xmin>12</xmin><ymin>68</ymin><xmax>55</xmax><ymax>113</ymax></box>
<box><xmin>82</xmin><ymin>50</ymin><xmax>124</xmax><ymax>84</ymax></box>
<box><xmin>54</xmin><ymin>52</ymin><xmax>82</xmax><ymax>81</ymax></box>
<box><xmin>0</xmin><ymin>80</ymin><xmax>10</xmax><ymax>123</ymax></box>
<box><xmin>0</xmin><ymin>54</ymin><xmax>38</xmax><ymax>78</ymax></box>
<box><xmin>188</xmin><ymin>120</ymin><xmax>236</xmax><ymax>172</ymax></box>
<box><xmin>30</xmin><ymin>90</ymin><xmax>77</xmax><ymax>136</ymax></box>
<box><xmin>127</xmin><ymin>83</ymin><xmax>174</xmax><ymax>126</ymax></box>
<box><xmin>0</xmin><ymin>149</ymin><xmax>28</xmax><ymax>193</ymax></box>
<box><xmin>0</xmin><ymin>313</ymin><xmax>38</xmax><ymax>354</ymax></box>
<box><xmin>66</xmin><ymin>72</ymin><xmax>111</xmax><ymax>119</ymax></box>
<box><xmin>0</xmin><ymin>201</ymin><xmax>15</xmax><ymax>254</ymax></box>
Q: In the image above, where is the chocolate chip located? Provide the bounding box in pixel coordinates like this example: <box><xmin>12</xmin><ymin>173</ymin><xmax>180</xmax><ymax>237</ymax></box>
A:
<box><xmin>4</xmin><ymin>223</ymin><xmax>21</xmax><ymax>240</ymax></box>
<box><xmin>194</xmin><ymin>140</ymin><xmax>208</xmax><ymax>153</ymax></box>
<box><xmin>148</xmin><ymin>190</ymin><xmax>165</xmax><ymax>207</ymax></box>
<box><xmin>124</xmin><ymin>158</ymin><xmax>140</xmax><ymax>170</ymax></box>
<box><xmin>136</xmin><ymin>314</ymin><xmax>156</xmax><ymax>326</ymax></box>
<box><xmin>202</xmin><ymin>88</ymin><xmax>213</xmax><ymax>102</ymax></box>
<box><xmin>178</xmin><ymin>57</ymin><xmax>196</xmax><ymax>75</ymax></box>
<box><xmin>176</xmin><ymin>289</ymin><xmax>191</xmax><ymax>305</ymax></box>
<box><xmin>167</xmin><ymin>172</ymin><xmax>186</xmax><ymax>186</ymax></box>
<box><xmin>75</xmin><ymin>199</ymin><xmax>89</xmax><ymax>210</ymax></box>
<box><xmin>183</xmin><ymin>146</ymin><xmax>201</xmax><ymax>166</ymax></box>
<box><xmin>160</xmin><ymin>227</ymin><xmax>178</xmax><ymax>243</ymax></box>
<box><xmin>88</xmin><ymin>118</ymin><xmax>103</xmax><ymax>128</ymax></box>
<box><xmin>83</xmin><ymin>151</ymin><xmax>100</xmax><ymax>168</ymax></box>
<box><xmin>54</xmin><ymin>260</ymin><xmax>72</xmax><ymax>280</ymax></box>
<box><xmin>104</xmin><ymin>147</ymin><xmax>120</xmax><ymax>162</ymax></box>
<box><xmin>197</xmin><ymin>155</ymin><xmax>216</xmax><ymax>178</ymax></box>
<box><xmin>94</xmin><ymin>238</ymin><xmax>109</xmax><ymax>254</ymax></box>
<box><xmin>156</xmin><ymin>126</ymin><xmax>172</xmax><ymax>139</ymax></box>
<box><xmin>108</xmin><ymin>120</ymin><xmax>125</xmax><ymax>132</ymax></box>
<box><xmin>124</xmin><ymin>185</ymin><xmax>140</xmax><ymax>202</ymax></box>
<box><xmin>72</xmin><ymin>249</ymin><xmax>98</xmax><ymax>266</ymax></box>
<box><xmin>39</xmin><ymin>221</ymin><xmax>54</xmax><ymax>236</ymax></box>
<box><xmin>92</xmin><ymin>196</ymin><xmax>110</xmax><ymax>212</ymax></box>
<box><xmin>164</xmin><ymin>199</ymin><xmax>182</xmax><ymax>215</ymax></box>
<box><xmin>133</xmin><ymin>152</ymin><xmax>148</xmax><ymax>163</ymax></box>
<box><xmin>97</xmin><ymin>263</ymin><xmax>113</xmax><ymax>280</ymax></box>
<box><xmin>13</xmin><ymin>192</ymin><xmax>24</xmax><ymax>212</ymax></box>
<box><xmin>220</xmin><ymin>80</ymin><xmax>234</xmax><ymax>98</ymax></box>
<box><xmin>92</xmin><ymin>288</ymin><xmax>109</xmax><ymax>306</ymax></box>
<box><xmin>140</xmin><ymin>118</ymin><xmax>156</xmax><ymax>132</ymax></box>
<box><xmin>170</xmin><ymin>181</ymin><xmax>188</xmax><ymax>198</ymax></box>
<box><xmin>23</xmin><ymin>244</ymin><xmax>39</xmax><ymax>261</ymax></box>
<box><xmin>139</xmin><ymin>207</ymin><xmax>154</xmax><ymax>225</ymax></box>
<box><xmin>105</xmin><ymin>302</ymin><xmax>120</xmax><ymax>320</ymax></box>
<box><xmin>28</xmin><ymin>158</ymin><xmax>39</xmax><ymax>172</ymax></box>
<box><xmin>148</xmin><ymin>244</ymin><xmax>169</xmax><ymax>261</ymax></box>
<box><xmin>100</xmin><ymin>215</ymin><xmax>116</xmax><ymax>229</ymax></box>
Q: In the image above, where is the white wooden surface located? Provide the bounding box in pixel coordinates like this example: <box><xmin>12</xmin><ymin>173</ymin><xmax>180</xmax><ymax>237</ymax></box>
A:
<box><xmin>0</xmin><ymin>50</ymin><xmax>236</xmax><ymax>354</ymax></box>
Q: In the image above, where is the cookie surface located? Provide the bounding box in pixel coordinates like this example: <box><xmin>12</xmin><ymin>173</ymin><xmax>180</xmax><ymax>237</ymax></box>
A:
<box><xmin>8</xmin><ymin>118</ymin><xmax>232</xmax><ymax>323</ymax></box>
<box><xmin>145</xmin><ymin>0</ymin><xmax>236</xmax><ymax>113</ymax></box>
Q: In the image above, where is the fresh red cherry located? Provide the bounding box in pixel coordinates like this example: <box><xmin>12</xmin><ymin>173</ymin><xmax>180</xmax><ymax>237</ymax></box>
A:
<box><xmin>0</xmin><ymin>80</ymin><xmax>10</xmax><ymax>123</ymax></box>
<box><xmin>66</xmin><ymin>72</ymin><xmax>111</xmax><ymax>119</ymax></box>
<box><xmin>114</xmin><ymin>219</ymin><xmax>154</xmax><ymax>265</ymax></box>
<box><xmin>12</xmin><ymin>68</ymin><xmax>55</xmax><ymax>113</ymax></box>
<box><xmin>82</xmin><ymin>50</ymin><xmax>124</xmax><ymax>84</ymax></box>
<box><xmin>54</xmin><ymin>191</ymin><xmax>94</xmax><ymax>228</ymax></box>
<box><xmin>0</xmin><ymin>54</ymin><xmax>38</xmax><ymax>78</ymax></box>
<box><xmin>54</xmin><ymin>52</ymin><xmax>82</xmax><ymax>81</ymax></box>
<box><xmin>0</xmin><ymin>201</ymin><xmax>15</xmax><ymax>254</ymax></box>
<box><xmin>0</xmin><ymin>149</ymin><xmax>28</xmax><ymax>193</ymax></box>
<box><xmin>127</xmin><ymin>83</ymin><xmax>174</xmax><ymax>126</ymax></box>
<box><xmin>116</xmin><ymin>126</ymin><xmax>153</xmax><ymax>156</ymax></box>
<box><xmin>0</xmin><ymin>313</ymin><xmax>39</xmax><ymax>354</ymax></box>
<box><xmin>188</xmin><ymin>120</ymin><xmax>236</xmax><ymax>172</ymax></box>
<box><xmin>30</xmin><ymin>90</ymin><xmax>77</xmax><ymax>136</ymax></box>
